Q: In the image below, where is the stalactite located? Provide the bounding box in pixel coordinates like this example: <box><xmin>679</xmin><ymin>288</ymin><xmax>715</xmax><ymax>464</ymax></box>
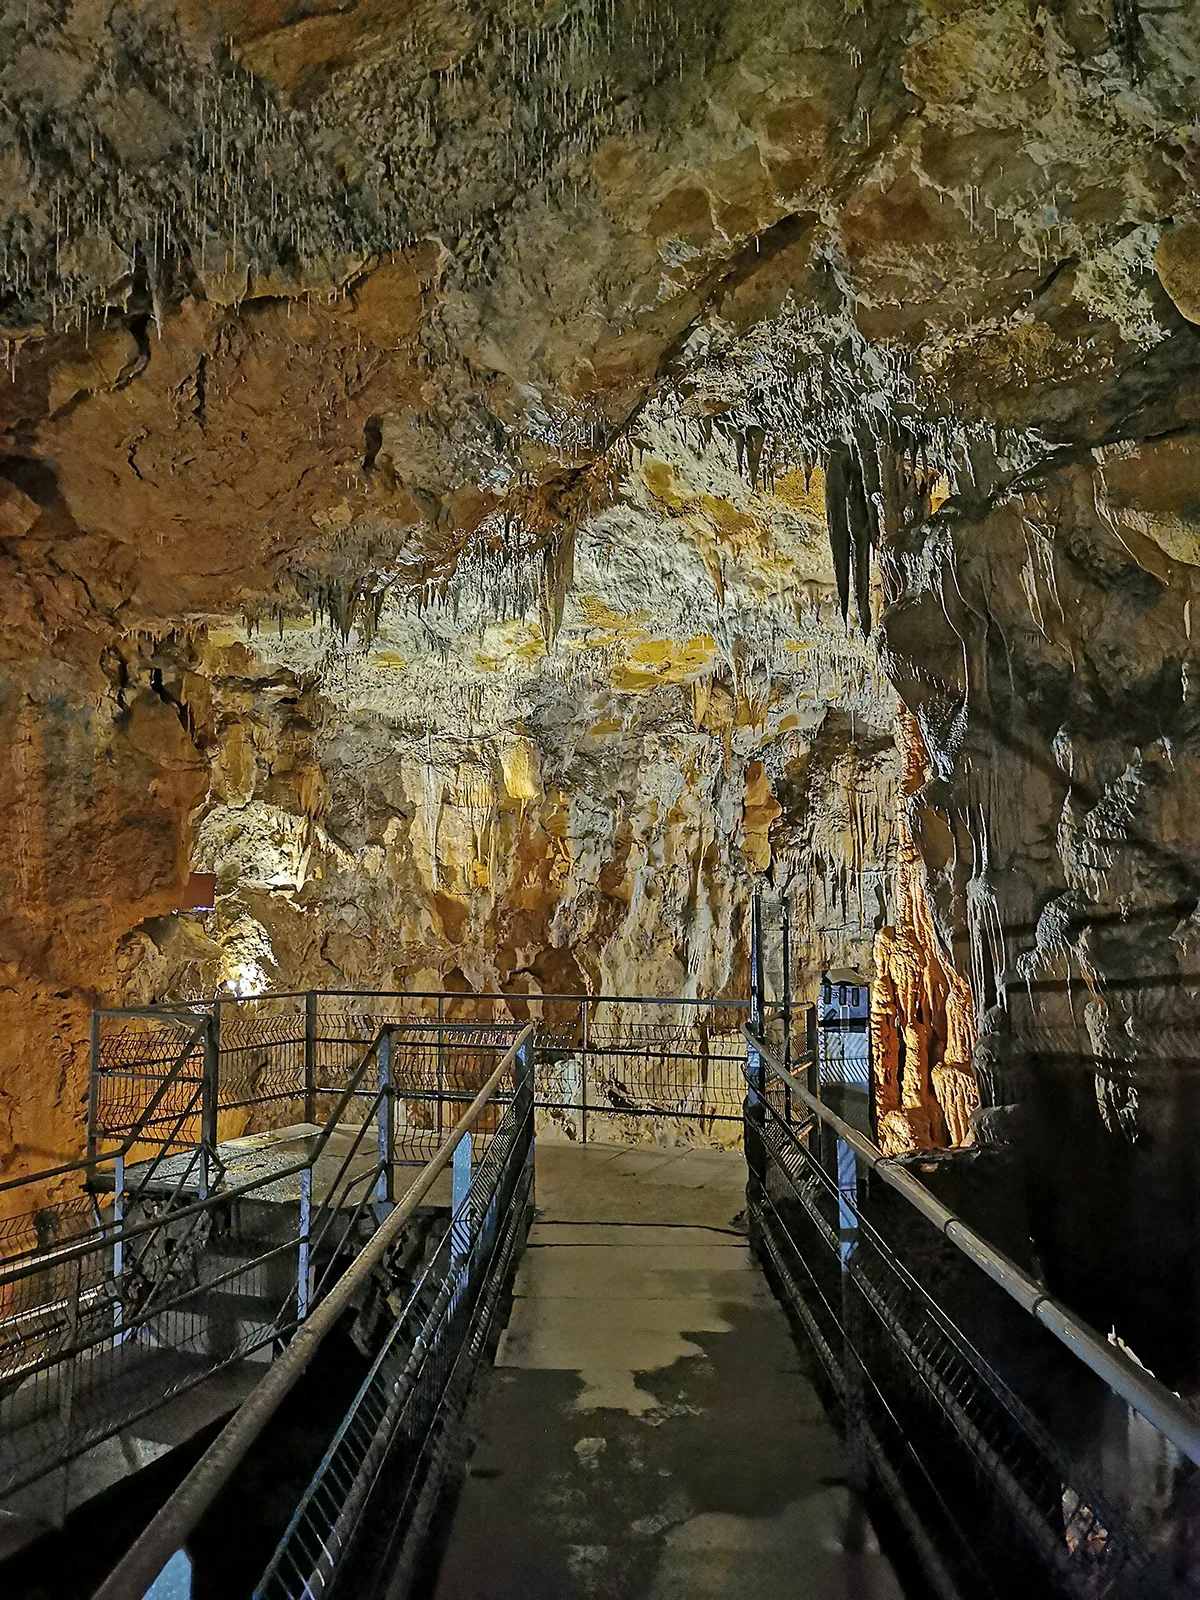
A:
<box><xmin>825</xmin><ymin>441</ymin><xmax>853</xmax><ymax>623</ymax></box>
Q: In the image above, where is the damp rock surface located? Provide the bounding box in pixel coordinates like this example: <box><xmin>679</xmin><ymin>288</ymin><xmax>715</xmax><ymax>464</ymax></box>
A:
<box><xmin>4</xmin><ymin>0</ymin><xmax>1200</xmax><ymax>1382</ymax></box>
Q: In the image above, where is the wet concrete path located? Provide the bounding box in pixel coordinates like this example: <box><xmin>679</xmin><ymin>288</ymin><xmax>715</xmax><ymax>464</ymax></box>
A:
<box><xmin>429</xmin><ymin>1143</ymin><xmax>904</xmax><ymax>1600</ymax></box>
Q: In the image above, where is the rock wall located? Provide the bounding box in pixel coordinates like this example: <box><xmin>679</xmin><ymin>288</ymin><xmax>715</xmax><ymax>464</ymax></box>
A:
<box><xmin>0</xmin><ymin>628</ymin><xmax>208</xmax><ymax>1196</ymax></box>
<box><xmin>881</xmin><ymin>422</ymin><xmax>1200</xmax><ymax>1385</ymax></box>
<box><xmin>5</xmin><ymin>0</ymin><xmax>1200</xmax><ymax>1375</ymax></box>
<box><xmin>118</xmin><ymin>434</ymin><xmax>900</xmax><ymax>1023</ymax></box>
<box><xmin>1</xmin><ymin>325</ymin><xmax>903</xmax><ymax>1191</ymax></box>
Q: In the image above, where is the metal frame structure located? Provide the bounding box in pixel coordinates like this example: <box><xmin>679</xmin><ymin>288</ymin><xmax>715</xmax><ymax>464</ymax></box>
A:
<box><xmin>80</xmin><ymin>993</ymin><xmax>759</xmax><ymax>1599</ymax></box>
<box><xmin>743</xmin><ymin>1025</ymin><xmax>1200</xmax><ymax>1600</ymax></box>
<box><xmin>94</xmin><ymin>1026</ymin><xmax>536</xmax><ymax>1600</ymax></box>
<box><xmin>1</xmin><ymin>989</ymin><xmax>761</xmax><ymax>1529</ymax></box>
<box><xmin>0</xmin><ymin>1014</ymin><xmax>525</xmax><ymax>1514</ymax></box>
<box><xmin>88</xmin><ymin>989</ymin><xmax>757</xmax><ymax>1156</ymax></box>
<box><xmin>255</xmin><ymin>1034</ymin><xmax>536</xmax><ymax>1599</ymax></box>
<box><xmin>10</xmin><ymin>964</ymin><xmax>1200</xmax><ymax>1600</ymax></box>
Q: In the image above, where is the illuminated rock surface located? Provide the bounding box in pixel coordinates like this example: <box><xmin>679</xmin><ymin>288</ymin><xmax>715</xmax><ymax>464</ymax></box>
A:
<box><xmin>3</xmin><ymin>0</ymin><xmax>1200</xmax><ymax>1374</ymax></box>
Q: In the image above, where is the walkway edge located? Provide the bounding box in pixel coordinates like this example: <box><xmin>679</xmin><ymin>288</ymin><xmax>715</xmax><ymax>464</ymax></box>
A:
<box><xmin>92</xmin><ymin>1024</ymin><xmax>533</xmax><ymax>1600</ymax></box>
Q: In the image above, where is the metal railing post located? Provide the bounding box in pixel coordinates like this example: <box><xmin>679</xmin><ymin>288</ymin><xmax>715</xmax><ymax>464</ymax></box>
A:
<box><xmin>58</xmin><ymin>1253</ymin><xmax>83</xmax><ymax>1526</ymax></box>
<box><xmin>144</xmin><ymin>1551</ymin><xmax>192</xmax><ymax>1599</ymax></box>
<box><xmin>750</xmin><ymin>889</ymin><xmax>764</xmax><ymax>1032</ymax></box>
<box><xmin>297</xmin><ymin>1164</ymin><xmax>312</xmax><ymax>1323</ymax></box>
<box><xmin>453</xmin><ymin>1124</ymin><xmax>477</xmax><ymax>1318</ymax></box>
<box><xmin>781</xmin><ymin>895</ymin><xmax>792</xmax><ymax>1078</ymax></box>
<box><xmin>744</xmin><ymin>1027</ymin><xmax>767</xmax><ymax>1239</ymax></box>
<box><xmin>436</xmin><ymin>995</ymin><xmax>445</xmax><ymax>1139</ymax></box>
<box><xmin>520</xmin><ymin>1026</ymin><xmax>536</xmax><ymax>1214</ymax></box>
<box><xmin>805</xmin><ymin>1003</ymin><xmax>819</xmax><ymax>1100</ymax></box>
<box><xmin>451</xmin><ymin>1130</ymin><xmax>473</xmax><ymax>1276</ymax></box>
<box><xmin>200</xmin><ymin>1003</ymin><xmax>220</xmax><ymax>1200</ymax></box>
<box><xmin>87</xmin><ymin>1010</ymin><xmax>102</xmax><ymax>1166</ymax></box>
<box><xmin>113</xmin><ymin>1152</ymin><xmax>127</xmax><ymax>1345</ymax></box>
<box><xmin>304</xmin><ymin>991</ymin><xmax>317</xmax><ymax>1126</ymax></box>
<box><xmin>377</xmin><ymin>1029</ymin><xmax>394</xmax><ymax>1215</ymax></box>
<box><xmin>836</xmin><ymin>1139</ymin><xmax>866</xmax><ymax>1492</ymax></box>
<box><xmin>515</xmin><ymin>1027</ymin><xmax>535</xmax><ymax>1126</ymax></box>
<box><xmin>580</xmin><ymin>999</ymin><xmax>589</xmax><ymax>1146</ymax></box>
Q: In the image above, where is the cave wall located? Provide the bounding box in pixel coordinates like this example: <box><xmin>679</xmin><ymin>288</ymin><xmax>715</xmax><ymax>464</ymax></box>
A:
<box><xmin>0</xmin><ymin>629</ymin><xmax>209</xmax><ymax>1192</ymax></box>
<box><xmin>881</xmin><ymin>422</ymin><xmax>1200</xmax><ymax>1382</ymax></box>
<box><xmin>3</xmin><ymin>0</ymin><xmax>1200</xmax><ymax>1348</ymax></box>
<box><xmin>117</xmin><ymin>438</ymin><xmax>901</xmax><ymax>1022</ymax></box>
<box><xmin>1</xmin><ymin>332</ymin><xmax>904</xmax><ymax>1187</ymax></box>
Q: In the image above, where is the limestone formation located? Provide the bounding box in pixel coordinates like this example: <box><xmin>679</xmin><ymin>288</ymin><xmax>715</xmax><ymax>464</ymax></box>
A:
<box><xmin>4</xmin><ymin>0</ymin><xmax>1200</xmax><ymax>1384</ymax></box>
<box><xmin>871</xmin><ymin>709</ymin><xmax>977</xmax><ymax>1156</ymax></box>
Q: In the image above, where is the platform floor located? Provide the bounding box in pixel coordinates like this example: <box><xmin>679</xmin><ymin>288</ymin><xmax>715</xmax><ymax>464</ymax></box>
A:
<box><xmin>117</xmin><ymin>1122</ymin><xmax>453</xmax><ymax>1207</ymax></box>
<box><xmin>429</xmin><ymin>1142</ymin><xmax>904</xmax><ymax>1600</ymax></box>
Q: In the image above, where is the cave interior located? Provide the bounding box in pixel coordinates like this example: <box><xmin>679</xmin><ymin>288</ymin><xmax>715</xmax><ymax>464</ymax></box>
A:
<box><xmin>6</xmin><ymin>0</ymin><xmax>1200</xmax><ymax>1592</ymax></box>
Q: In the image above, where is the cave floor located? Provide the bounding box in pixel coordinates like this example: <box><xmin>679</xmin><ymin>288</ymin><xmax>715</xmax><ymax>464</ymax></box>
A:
<box><xmin>426</xmin><ymin>1142</ymin><xmax>904</xmax><ymax>1600</ymax></box>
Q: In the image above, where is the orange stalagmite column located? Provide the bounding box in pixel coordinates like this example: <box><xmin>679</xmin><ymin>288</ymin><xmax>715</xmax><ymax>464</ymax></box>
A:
<box><xmin>872</xmin><ymin>709</ymin><xmax>979</xmax><ymax>1155</ymax></box>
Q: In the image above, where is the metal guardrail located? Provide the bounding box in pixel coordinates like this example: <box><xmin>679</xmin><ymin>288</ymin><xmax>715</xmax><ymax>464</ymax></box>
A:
<box><xmin>0</xmin><ymin>1023</ymin><xmax>403</xmax><ymax>1503</ymax></box>
<box><xmin>255</xmin><ymin>1033</ymin><xmax>535</xmax><ymax>1599</ymax></box>
<box><xmin>0</xmin><ymin>988</ymin><xmax>757</xmax><ymax>1518</ymax></box>
<box><xmin>0</xmin><ymin>1017</ymin><xmax>531</xmax><ymax>1507</ymax></box>
<box><xmin>93</xmin><ymin>1023</ymin><xmax>535</xmax><ymax>1600</ymax></box>
<box><xmin>743</xmin><ymin>1026</ymin><xmax>1199</xmax><ymax>1600</ymax></box>
<box><xmin>2</xmin><ymin>1014</ymin><xmax>209</xmax><ymax>1240</ymax></box>
<box><xmin>87</xmin><ymin>991</ymin><xmax>758</xmax><ymax>1151</ymax></box>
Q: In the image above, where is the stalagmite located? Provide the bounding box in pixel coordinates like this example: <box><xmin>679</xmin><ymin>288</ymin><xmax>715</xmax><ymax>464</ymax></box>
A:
<box><xmin>872</xmin><ymin>709</ymin><xmax>978</xmax><ymax>1154</ymax></box>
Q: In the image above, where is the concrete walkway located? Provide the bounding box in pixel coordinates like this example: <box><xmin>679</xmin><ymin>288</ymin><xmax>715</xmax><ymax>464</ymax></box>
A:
<box><xmin>430</xmin><ymin>1142</ymin><xmax>904</xmax><ymax>1600</ymax></box>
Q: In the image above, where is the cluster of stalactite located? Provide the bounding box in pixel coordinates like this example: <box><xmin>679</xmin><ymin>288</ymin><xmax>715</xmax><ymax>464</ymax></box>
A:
<box><xmin>870</xmin><ymin>708</ymin><xmax>978</xmax><ymax>1154</ymax></box>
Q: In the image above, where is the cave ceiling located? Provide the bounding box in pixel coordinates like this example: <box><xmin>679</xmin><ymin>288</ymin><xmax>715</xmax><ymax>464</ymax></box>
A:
<box><xmin>5</xmin><ymin>0</ymin><xmax>1199</xmax><ymax>625</ymax></box>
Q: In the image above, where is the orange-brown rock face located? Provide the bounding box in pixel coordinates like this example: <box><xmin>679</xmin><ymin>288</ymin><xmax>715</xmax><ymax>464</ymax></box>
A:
<box><xmin>871</xmin><ymin>710</ymin><xmax>977</xmax><ymax>1155</ymax></box>
<box><xmin>5</xmin><ymin>0</ymin><xmax>1200</xmax><ymax>1386</ymax></box>
<box><xmin>880</xmin><ymin>423</ymin><xmax>1200</xmax><ymax>1384</ymax></box>
<box><xmin>0</xmin><ymin>648</ymin><xmax>208</xmax><ymax>1192</ymax></box>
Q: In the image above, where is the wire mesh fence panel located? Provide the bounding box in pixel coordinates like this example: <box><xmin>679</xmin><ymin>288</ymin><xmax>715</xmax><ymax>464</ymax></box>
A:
<box><xmin>312</xmin><ymin>1002</ymin><xmax>458</xmax><ymax>1118</ymax></box>
<box><xmin>216</xmin><ymin>997</ymin><xmax>307</xmax><ymax>1129</ymax></box>
<box><xmin>746</xmin><ymin>1061</ymin><xmax>1199</xmax><ymax>1600</ymax></box>
<box><xmin>91</xmin><ymin>1013</ymin><xmax>208</xmax><ymax>1157</ymax></box>
<box><xmin>0</xmin><ymin>1194</ymin><xmax>102</xmax><ymax>1265</ymax></box>
<box><xmin>0</xmin><ymin>1171</ymin><xmax>310</xmax><ymax>1500</ymax></box>
<box><xmin>6</xmin><ymin>991</ymin><xmax>751</xmax><ymax>1514</ymax></box>
<box><xmin>255</xmin><ymin>1060</ymin><xmax>535</xmax><ymax>1600</ymax></box>
<box><xmin>391</xmin><ymin>1030</ymin><xmax>522</xmax><ymax>1161</ymax></box>
<box><xmin>2</xmin><ymin>1016</ymin><xmax>395</xmax><ymax>1506</ymax></box>
<box><xmin>307</xmin><ymin>1018</ymin><xmax>523</xmax><ymax>1168</ymax></box>
<box><xmin>534</xmin><ymin>1000</ymin><xmax>750</xmax><ymax>1149</ymax></box>
<box><xmin>88</xmin><ymin>993</ymin><xmax>755</xmax><ymax>1163</ymax></box>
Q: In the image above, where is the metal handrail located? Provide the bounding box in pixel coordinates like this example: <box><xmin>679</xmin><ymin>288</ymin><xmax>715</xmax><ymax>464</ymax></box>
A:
<box><xmin>97</xmin><ymin>988</ymin><xmax>756</xmax><ymax>1011</ymax></box>
<box><xmin>92</xmin><ymin>1022</ymin><xmax>535</xmax><ymax>1600</ymax></box>
<box><xmin>743</xmin><ymin>1025</ymin><xmax>1200</xmax><ymax>1468</ymax></box>
<box><xmin>1</xmin><ymin>1021</ymin><xmax>457</xmax><ymax>1505</ymax></box>
<box><xmin>0</xmin><ymin>1023</ymin><xmax>393</xmax><ymax>1291</ymax></box>
<box><xmin>0</xmin><ymin>1024</ymin><xmax>402</xmax><ymax>1426</ymax></box>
